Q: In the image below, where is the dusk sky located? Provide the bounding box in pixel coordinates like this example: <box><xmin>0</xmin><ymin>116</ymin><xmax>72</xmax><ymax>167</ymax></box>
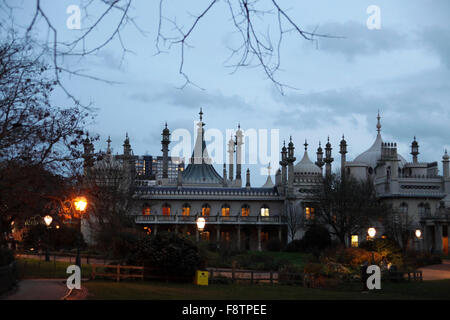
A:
<box><xmin>5</xmin><ymin>0</ymin><xmax>449</xmax><ymax>185</ymax></box>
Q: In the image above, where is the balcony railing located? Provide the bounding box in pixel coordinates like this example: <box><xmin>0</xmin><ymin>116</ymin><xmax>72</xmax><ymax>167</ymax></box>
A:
<box><xmin>134</xmin><ymin>214</ymin><xmax>284</xmax><ymax>225</ymax></box>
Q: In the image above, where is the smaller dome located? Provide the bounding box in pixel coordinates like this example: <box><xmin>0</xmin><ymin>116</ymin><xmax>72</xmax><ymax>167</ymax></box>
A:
<box><xmin>294</xmin><ymin>150</ymin><xmax>322</xmax><ymax>175</ymax></box>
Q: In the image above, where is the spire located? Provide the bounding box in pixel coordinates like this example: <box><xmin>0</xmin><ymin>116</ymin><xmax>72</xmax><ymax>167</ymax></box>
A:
<box><xmin>376</xmin><ymin>110</ymin><xmax>381</xmax><ymax>134</ymax></box>
<box><xmin>304</xmin><ymin>139</ymin><xmax>308</xmax><ymax>151</ymax></box>
<box><xmin>267</xmin><ymin>162</ymin><xmax>272</xmax><ymax>176</ymax></box>
<box><xmin>106</xmin><ymin>136</ymin><xmax>112</xmax><ymax>155</ymax></box>
<box><xmin>199</xmin><ymin>107</ymin><xmax>203</xmax><ymax>122</ymax></box>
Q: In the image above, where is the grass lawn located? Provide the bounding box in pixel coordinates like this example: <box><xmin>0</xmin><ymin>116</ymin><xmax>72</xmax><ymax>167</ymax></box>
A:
<box><xmin>84</xmin><ymin>279</ymin><xmax>450</xmax><ymax>300</ymax></box>
<box><xmin>16</xmin><ymin>258</ymin><xmax>92</xmax><ymax>279</ymax></box>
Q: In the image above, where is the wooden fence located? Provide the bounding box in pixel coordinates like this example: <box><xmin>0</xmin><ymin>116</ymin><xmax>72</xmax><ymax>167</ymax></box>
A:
<box><xmin>207</xmin><ymin>268</ymin><xmax>278</xmax><ymax>285</ymax></box>
<box><xmin>91</xmin><ymin>264</ymin><xmax>144</xmax><ymax>282</ymax></box>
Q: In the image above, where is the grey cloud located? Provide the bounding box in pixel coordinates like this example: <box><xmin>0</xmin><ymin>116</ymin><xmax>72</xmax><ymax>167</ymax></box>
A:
<box><xmin>309</xmin><ymin>21</ymin><xmax>410</xmax><ymax>59</ymax></box>
<box><xmin>421</xmin><ymin>26</ymin><xmax>450</xmax><ymax>68</ymax></box>
<box><xmin>130</xmin><ymin>86</ymin><xmax>254</xmax><ymax>113</ymax></box>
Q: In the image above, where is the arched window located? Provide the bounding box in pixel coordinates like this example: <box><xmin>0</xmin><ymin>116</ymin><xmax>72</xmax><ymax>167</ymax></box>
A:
<box><xmin>260</xmin><ymin>205</ymin><xmax>270</xmax><ymax>217</ymax></box>
<box><xmin>305</xmin><ymin>206</ymin><xmax>315</xmax><ymax>220</ymax></box>
<box><xmin>142</xmin><ymin>203</ymin><xmax>151</xmax><ymax>215</ymax></box>
<box><xmin>241</xmin><ymin>204</ymin><xmax>250</xmax><ymax>217</ymax></box>
<box><xmin>399</xmin><ymin>203</ymin><xmax>408</xmax><ymax>214</ymax></box>
<box><xmin>368</xmin><ymin>167</ymin><xmax>373</xmax><ymax>175</ymax></box>
<box><xmin>221</xmin><ymin>204</ymin><xmax>230</xmax><ymax>217</ymax></box>
<box><xmin>162</xmin><ymin>203</ymin><xmax>171</xmax><ymax>216</ymax></box>
<box><xmin>182</xmin><ymin>203</ymin><xmax>190</xmax><ymax>216</ymax></box>
<box><xmin>202</xmin><ymin>204</ymin><xmax>210</xmax><ymax>216</ymax></box>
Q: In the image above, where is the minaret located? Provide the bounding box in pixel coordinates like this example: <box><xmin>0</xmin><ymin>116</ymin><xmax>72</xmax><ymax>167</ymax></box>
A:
<box><xmin>376</xmin><ymin>111</ymin><xmax>382</xmax><ymax>136</ymax></box>
<box><xmin>161</xmin><ymin>123</ymin><xmax>170</xmax><ymax>179</ymax></box>
<box><xmin>339</xmin><ymin>135</ymin><xmax>347</xmax><ymax>178</ymax></box>
<box><xmin>227</xmin><ymin>135</ymin><xmax>234</xmax><ymax>181</ymax></box>
<box><xmin>246</xmin><ymin>168</ymin><xmax>251</xmax><ymax>189</ymax></box>
<box><xmin>82</xmin><ymin>134</ymin><xmax>94</xmax><ymax>176</ymax></box>
<box><xmin>123</xmin><ymin>133</ymin><xmax>131</xmax><ymax>156</ymax></box>
<box><xmin>235</xmin><ymin>124</ymin><xmax>243</xmax><ymax>185</ymax></box>
<box><xmin>324</xmin><ymin>136</ymin><xmax>334</xmax><ymax>178</ymax></box>
<box><xmin>177</xmin><ymin>163</ymin><xmax>183</xmax><ymax>187</ymax></box>
<box><xmin>106</xmin><ymin>136</ymin><xmax>112</xmax><ymax>159</ymax></box>
<box><xmin>286</xmin><ymin>136</ymin><xmax>296</xmax><ymax>193</ymax></box>
<box><xmin>443</xmin><ymin>150</ymin><xmax>449</xmax><ymax>179</ymax></box>
<box><xmin>411</xmin><ymin>136</ymin><xmax>419</xmax><ymax>164</ymax></box>
<box><xmin>223</xmin><ymin>164</ymin><xmax>228</xmax><ymax>187</ymax></box>
<box><xmin>279</xmin><ymin>141</ymin><xmax>288</xmax><ymax>187</ymax></box>
<box><xmin>315</xmin><ymin>141</ymin><xmax>324</xmax><ymax>172</ymax></box>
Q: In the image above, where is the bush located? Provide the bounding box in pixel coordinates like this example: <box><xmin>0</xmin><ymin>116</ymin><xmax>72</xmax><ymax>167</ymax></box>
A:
<box><xmin>128</xmin><ymin>232</ymin><xmax>200</xmax><ymax>278</ymax></box>
<box><xmin>285</xmin><ymin>240</ymin><xmax>303</xmax><ymax>252</ymax></box>
<box><xmin>0</xmin><ymin>247</ymin><xmax>14</xmax><ymax>266</ymax></box>
<box><xmin>302</xmin><ymin>225</ymin><xmax>331</xmax><ymax>251</ymax></box>
<box><xmin>266</xmin><ymin>238</ymin><xmax>282</xmax><ymax>252</ymax></box>
<box><xmin>405</xmin><ymin>251</ymin><xmax>442</xmax><ymax>268</ymax></box>
<box><xmin>359</xmin><ymin>238</ymin><xmax>403</xmax><ymax>267</ymax></box>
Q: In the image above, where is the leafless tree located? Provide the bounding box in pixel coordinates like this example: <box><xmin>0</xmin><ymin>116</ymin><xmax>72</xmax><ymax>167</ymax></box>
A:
<box><xmin>285</xmin><ymin>200</ymin><xmax>304</xmax><ymax>242</ymax></box>
<box><xmin>314</xmin><ymin>174</ymin><xmax>388</xmax><ymax>247</ymax></box>
<box><xmin>0</xmin><ymin>0</ymin><xmax>339</xmax><ymax>99</ymax></box>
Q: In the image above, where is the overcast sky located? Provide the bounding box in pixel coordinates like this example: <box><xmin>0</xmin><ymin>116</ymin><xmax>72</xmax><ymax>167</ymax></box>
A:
<box><xmin>5</xmin><ymin>0</ymin><xmax>450</xmax><ymax>186</ymax></box>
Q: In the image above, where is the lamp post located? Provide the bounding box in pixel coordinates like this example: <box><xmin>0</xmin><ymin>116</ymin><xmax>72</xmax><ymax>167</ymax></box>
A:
<box><xmin>43</xmin><ymin>215</ymin><xmax>53</xmax><ymax>262</ymax></box>
<box><xmin>368</xmin><ymin>227</ymin><xmax>376</xmax><ymax>239</ymax></box>
<box><xmin>73</xmin><ymin>197</ymin><xmax>87</xmax><ymax>268</ymax></box>
<box><xmin>196</xmin><ymin>216</ymin><xmax>206</xmax><ymax>241</ymax></box>
<box><xmin>415</xmin><ymin>229</ymin><xmax>422</xmax><ymax>252</ymax></box>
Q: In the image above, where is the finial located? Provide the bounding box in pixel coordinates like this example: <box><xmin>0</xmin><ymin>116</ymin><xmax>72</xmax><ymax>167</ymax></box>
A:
<box><xmin>283</xmin><ymin>140</ymin><xmax>286</xmax><ymax>147</ymax></box>
<box><xmin>376</xmin><ymin>110</ymin><xmax>381</xmax><ymax>133</ymax></box>
<box><xmin>199</xmin><ymin>107</ymin><xmax>203</xmax><ymax>121</ymax></box>
<box><xmin>327</xmin><ymin>136</ymin><xmax>330</xmax><ymax>142</ymax></box>
<box><xmin>290</xmin><ymin>135</ymin><xmax>292</xmax><ymax>142</ymax></box>
<box><xmin>267</xmin><ymin>162</ymin><xmax>271</xmax><ymax>175</ymax></box>
<box><xmin>304</xmin><ymin>139</ymin><xmax>308</xmax><ymax>150</ymax></box>
<box><xmin>165</xmin><ymin>122</ymin><xmax>168</xmax><ymax>129</ymax></box>
<box><xmin>238</xmin><ymin>123</ymin><xmax>240</xmax><ymax>129</ymax></box>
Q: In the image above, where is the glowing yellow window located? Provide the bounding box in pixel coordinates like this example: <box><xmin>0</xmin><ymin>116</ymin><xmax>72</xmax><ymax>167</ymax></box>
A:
<box><xmin>305</xmin><ymin>207</ymin><xmax>315</xmax><ymax>220</ymax></box>
<box><xmin>222</xmin><ymin>206</ymin><xmax>230</xmax><ymax>217</ymax></box>
<box><xmin>260</xmin><ymin>207</ymin><xmax>269</xmax><ymax>216</ymax></box>
<box><xmin>351</xmin><ymin>235</ymin><xmax>359</xmax><ymax>248</ymax></box>
<box><xmin>202</xmin><ymin>205</ymin><xmax>210</xmax><ymax>216</ymax></box>
<box><xmin>241</xmin><ymin>206</ymin><xmax>250</xmax><ymax>217</ymax></box>
<box><xmin>182</xmin><ymin>206</ymin><xmax>190</xmax><ymax>216</ymax></box>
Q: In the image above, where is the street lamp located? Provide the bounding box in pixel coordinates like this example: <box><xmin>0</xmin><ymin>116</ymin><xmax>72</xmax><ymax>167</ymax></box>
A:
<box><xmin>368</xmin><ymin>227</ymin><xmax>376</xmax><ymax>239</ymax></box>
<box><xmin>43</xmin><ymin>215</ymin><xmax>53</xmax><ymax>262</ymax></box>
<box><xmin>415</xmin><ymin>229</ymin><xmax>422</xmax><ymax>239</ymax></box>
<box><xmin>196</xmin><ymin>217</ymin><xmax>206</xmax><ymax>232</ymax></box>
<box><xmin>73</xmin><ymin>196</ymin><xmax>87</xmax><ymax>268</ymax></box>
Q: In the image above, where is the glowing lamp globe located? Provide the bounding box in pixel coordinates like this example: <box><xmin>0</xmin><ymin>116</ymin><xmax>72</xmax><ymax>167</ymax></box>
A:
<box><xmin>368</xmin><ymin>227</ymin><xmax>376</xmax><ymax>238</ymax></box>
<box><xmin>415</xmin><ymin>229</ymin><xmax>422</xmax><ymax>238</ymax></box>
<box><xmin>196</xmin><ymin>217</ymin><xmax>206</xmax><ymax>232</ymax></box>
<box><xmin>74</xmin><ymin>197</ymin><xmax>88</xmax><ymax>212</ymax></box>
<box><xmin>44</xmin><ymin>215</ymin><xmax>53</xmax><ymax>226</ymax></box>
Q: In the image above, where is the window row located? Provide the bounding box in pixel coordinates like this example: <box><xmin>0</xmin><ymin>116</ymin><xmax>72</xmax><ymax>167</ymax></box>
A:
<box><xmin>142</xmin><ymin>203</ymin><xmax>270</xmax><ymax>217</ymax></box>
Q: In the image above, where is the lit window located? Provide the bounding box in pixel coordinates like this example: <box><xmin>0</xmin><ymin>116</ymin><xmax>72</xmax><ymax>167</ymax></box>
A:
<box><xmin>182</xmin><ymin>204</ymin><xmax>190</xmax><ymax>216</ymax></box>
<box><xmin>305</xmin><ymin>207</ymin><xmax>315</xmax><ymax>220</ymax></box>
<box><xmin>222</xmin><ymin>205</ymin><xmax>230</xmax><ymax>217</ymax></box>
<box><xmin>202</xmin><ymin>204</ymin><xmax>210</xmax><ymax>216</ymax></box>
<box><xmin>142</xmin><ymin>204</ymin><xmax>151</xmax><ymax>215</ymax></box>
<box><xmin>221</xmin><ymin>231</ymin><xmax>230</xmax><ymax>241</ymax></box>
<box><xmin>351</xmin><ymin>235</ymin><xmax>359</xmax><ymax>248</ymax></box>
<box><xmin>260</xmin><ymin>206</ymin><xmax>269</xmax><ymax>216</ymax></box>
<box><xmin>241</xmin><ymin>205</ymin><xmax>250</xmax><ymax>217</ymax></box>
<box><xmin>261</xmin><ymin>231</ymin><xmax>269</xmax><ymax>242</ymax></box>
<box><xmin>162</xmin><ymin>204</ymin><xmax>170</xmax><ymax>216</ymax></box>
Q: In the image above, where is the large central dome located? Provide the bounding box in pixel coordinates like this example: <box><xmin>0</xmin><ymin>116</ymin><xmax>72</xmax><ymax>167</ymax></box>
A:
<box><xmin>354</xmin><ymin>114</ymin><xmax>407</xmax><ymax>169</ymax></box>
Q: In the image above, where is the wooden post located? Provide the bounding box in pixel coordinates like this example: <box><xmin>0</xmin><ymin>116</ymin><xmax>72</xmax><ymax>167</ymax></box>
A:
<box><xmin>92</xmin><ymin>265</ymin><xmax>96</xmax><ymax>280</ymax></box>
<box><xmin>251</xmin><ymin>271</ymin><xmax>254</xmax><ymax>285</ymax></box>
<box><xmin>270</xmin><ymin>270</ymin><xmax>273</xmax><ymax>285</ymax></box>
<box><xmin>232</xmin><ymin>268</ymin><xmax>235</xmax><ymax>283</ymax></box>
<box><xmin>117</xmin><ymin>265</ymin><xmax>121</xmax><ymax>282</ymax></box>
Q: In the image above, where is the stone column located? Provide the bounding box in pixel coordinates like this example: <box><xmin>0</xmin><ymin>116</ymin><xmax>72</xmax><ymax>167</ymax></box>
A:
<box><xmin>196</xmin><ymin>229</ymin><xmax>199</xmax><ymax>242</ymax></box>
<box><xmin>257</xmin><ymin>226</ymin><xmax>262</xmax><ymax>252</ymax></box>
<box><xmin>435</xmin><ymin>223</ymin><xmax>443</xmax><ymax>253</ymax></box>
<box><xmin>278</xmin><ymin>226</ymin><xmax>282</xmax><ymax>242</ymax></box>
<box><xmin>237</xmin><ymin>226</ymin><xmax>241</xmax><ymax>251</ymax></box>
<box><xmin>154</xmin><ymin>224</ymin><xmax>158</xmax><ymax>236</ymax></box>
<box><xmin>216</xmin><ymin>225</ymin><xmax>221</xmax><ymax>248</ymax></box>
